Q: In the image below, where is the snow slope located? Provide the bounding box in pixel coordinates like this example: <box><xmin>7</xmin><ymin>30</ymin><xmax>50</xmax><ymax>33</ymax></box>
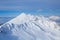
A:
<box><xmin>0</xmin><ymin>13</ymin><xmax>60</xmax><ymax>40</ymax></box>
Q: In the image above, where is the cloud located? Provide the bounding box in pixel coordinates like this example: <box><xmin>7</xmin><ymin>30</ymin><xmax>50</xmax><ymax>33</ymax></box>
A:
<box><xmin>37</xmin><ymin>9</ymin><xmax>44</xmax><ymax>12</ymax></box>
<box><xmin>0</xmin><ymin>0</ymin><xmax>60</xmax><ymax>10</ymax></box>
<box><xmin>0</xmin><ymin>6</ymin><xmax>36</xmax><ymax>10</ymax></box>
<box><xmin>49</xmin><ymin>16</ymin><xmax>60</xmax><ymax>23</ymax></box>
<box><xmin>49</xmin><ymin>16</ymin><xmax>60</xmax><ymax>26</ymax></box>
<box><xmin>49</xmin><ymin>16</ymin><xmax>60</xmax><ymax>20</ymax></box>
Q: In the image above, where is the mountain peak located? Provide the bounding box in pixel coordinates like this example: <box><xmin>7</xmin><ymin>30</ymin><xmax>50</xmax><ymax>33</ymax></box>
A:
<box><xmin>8</xmin><ymin>13</ymin><xmax>29</xmax><ymax>24</ymax></box>
<box><xmin>19</xmin><ymin>13</ymin><xmax>27</xmax><ymax>17</ymax></box>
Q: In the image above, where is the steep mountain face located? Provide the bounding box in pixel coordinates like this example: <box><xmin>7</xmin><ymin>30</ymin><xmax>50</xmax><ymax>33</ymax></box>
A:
<box><xmin>0</xmin><ymin>13</ymin><xmax>60</xmax><ymax>40</ymax></box>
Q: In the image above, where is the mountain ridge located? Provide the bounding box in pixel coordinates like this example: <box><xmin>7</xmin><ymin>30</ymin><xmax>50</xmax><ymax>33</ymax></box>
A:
<box><xmin>0</xmin><ymin>13</ymin><xmax>60</xmax><ymax>40</ymax></box>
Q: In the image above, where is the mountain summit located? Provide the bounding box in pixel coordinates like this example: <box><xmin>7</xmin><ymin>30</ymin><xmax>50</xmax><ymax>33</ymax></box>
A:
<box><xmin>0</xmin><ymin>13</ymin><xmax>60</xmax><ymax>40</ymax></box>
<box><xmin>9</xmin><ymin>13</ymin><xmax>29</xmax><ymax>24</ymax></box>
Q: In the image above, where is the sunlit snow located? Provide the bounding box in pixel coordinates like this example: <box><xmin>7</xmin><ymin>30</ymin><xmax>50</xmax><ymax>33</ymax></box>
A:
<box><xmin>0</xmin><ymin>13</ymin><xmax>60</xmax><ymax>40</ymax></box>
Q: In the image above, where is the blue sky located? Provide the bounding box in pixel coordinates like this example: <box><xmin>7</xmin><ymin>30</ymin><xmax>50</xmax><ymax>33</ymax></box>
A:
<box><xmin>0</xmin><ymin>0</ymin><xmax>60</xmax><ymax>17</ymax></box>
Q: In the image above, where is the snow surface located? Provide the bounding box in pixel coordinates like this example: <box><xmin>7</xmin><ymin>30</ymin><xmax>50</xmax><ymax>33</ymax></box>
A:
<box><xmin>0</xmin><ymin>13</ymin><xmax>60</xmax><ymax>40</ymax></box>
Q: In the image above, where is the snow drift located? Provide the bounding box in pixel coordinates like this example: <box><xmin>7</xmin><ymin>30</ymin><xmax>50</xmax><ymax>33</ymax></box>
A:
<box><xmin>0</xmin><ymin>13</ymin><xmax>60</xmax><ymax>40</ymax></box>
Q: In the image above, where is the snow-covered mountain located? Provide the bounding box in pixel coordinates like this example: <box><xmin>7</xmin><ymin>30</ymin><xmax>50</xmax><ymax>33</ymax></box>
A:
<box><xmin>0</xmin><ymin>13</ymin><xmax>60</xmax><ymax>40</ymax></box>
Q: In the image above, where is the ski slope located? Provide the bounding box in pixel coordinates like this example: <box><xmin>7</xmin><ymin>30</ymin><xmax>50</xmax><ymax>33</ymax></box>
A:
<box><xmin>0</xmin><ymin>13</ymin><xmax>60</xmax><ymax>40</ymax></box>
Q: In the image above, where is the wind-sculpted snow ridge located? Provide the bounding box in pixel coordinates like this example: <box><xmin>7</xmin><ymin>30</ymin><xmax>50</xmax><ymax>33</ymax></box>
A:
<box><xmin>0</xmin><ymin>13</ymin><xmax>60</xmax><ymax>40</ymax></box>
